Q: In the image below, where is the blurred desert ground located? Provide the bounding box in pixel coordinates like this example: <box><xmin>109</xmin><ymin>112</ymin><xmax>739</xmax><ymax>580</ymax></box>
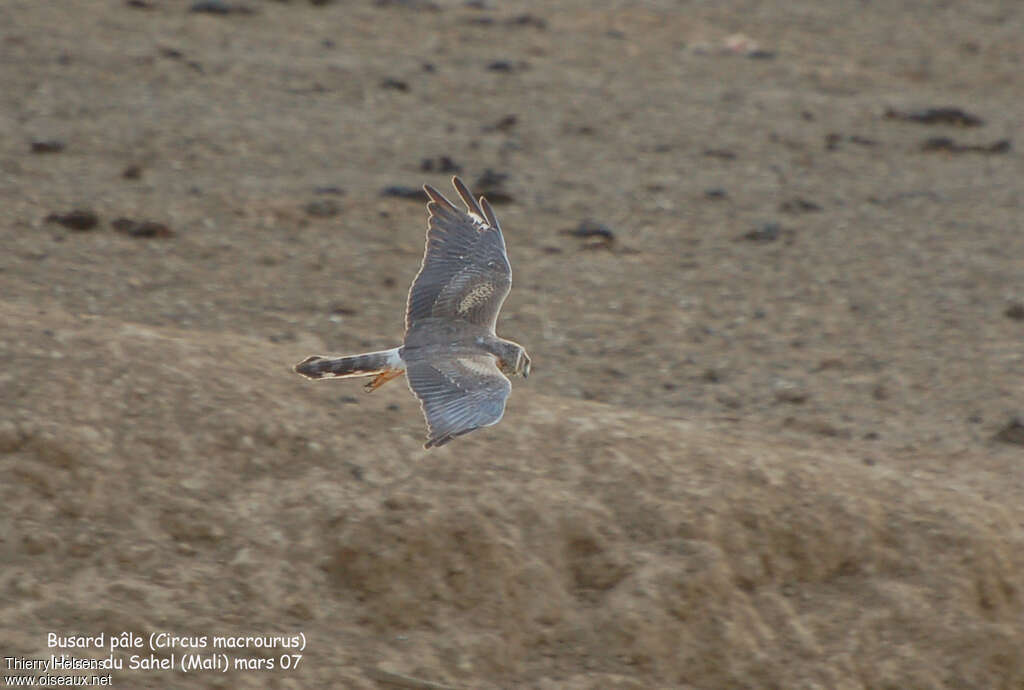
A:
<box><xmin>2</xmin><ymin>0</ymin><xmax>1023</xmax><ymax>687</ymax></box>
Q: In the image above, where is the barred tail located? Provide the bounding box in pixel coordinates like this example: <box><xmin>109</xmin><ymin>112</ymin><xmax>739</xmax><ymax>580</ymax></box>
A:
<box><xmin>294</xmin><ymin>348</ymin><xmax>401</xmax><ymax>380</ymax></box>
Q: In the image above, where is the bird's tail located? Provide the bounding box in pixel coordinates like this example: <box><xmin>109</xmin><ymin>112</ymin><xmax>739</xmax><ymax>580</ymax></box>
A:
<box><xmin>294</xmin><ymin>348</ymin><xmax>403</xmax><ymax>381</ymax></box>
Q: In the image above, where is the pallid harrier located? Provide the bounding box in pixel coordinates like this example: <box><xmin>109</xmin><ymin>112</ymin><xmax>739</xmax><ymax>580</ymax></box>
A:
<box><xmin>294</xmin><ymin>177</ymin><xmax>531</xmax><ymax>449</ymax></box>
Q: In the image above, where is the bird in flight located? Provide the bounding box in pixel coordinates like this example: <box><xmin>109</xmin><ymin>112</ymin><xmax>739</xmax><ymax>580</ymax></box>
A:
<box><xmin>294</xmin><ymin>177</ymin><xmax>531</xmax><ymax>449</ymax></box>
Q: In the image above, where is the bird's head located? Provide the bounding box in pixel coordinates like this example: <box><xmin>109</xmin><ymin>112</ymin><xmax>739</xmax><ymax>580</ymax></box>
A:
<box><xmin>498</xmin><ymin>341</ymin><xmax>531</xmax><ymax>379</ymax></box>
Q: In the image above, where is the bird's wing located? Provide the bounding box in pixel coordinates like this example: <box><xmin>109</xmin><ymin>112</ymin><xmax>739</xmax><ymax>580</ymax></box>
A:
<box><xmin>405</xmin><ymin>177</ymin><xmax>512</xmax><ymax>333</ymax></box>
<box><xmin>405</xmin><ymin>353</ymin><xmax>511</xmax><ymax>448</ymax></box>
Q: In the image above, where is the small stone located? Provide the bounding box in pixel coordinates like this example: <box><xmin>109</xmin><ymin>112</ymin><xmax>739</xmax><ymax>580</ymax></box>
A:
<box><xmin>31</xmin><ymin>139</ymin><xmax>65</xmax><ymax>154</ymax></box>
<box><xmin>380</xmin><ymin>186</ymin><xmax>428</xmax><ymax>202</ymax></box>
<box><xmin>1005</xmin><ymin>303</ymin><xmax>1024</xmax><ymax>321</ymax></box>
<box><xmin>46</xmin><ymin>209</ymin><xmax>99</xmax><ymax>231</ymax></box>
<box><xmin>994</xmin><ymin>418</ymin><xmax>1024</xmax><ymax>446</ymax></box>
<box><xmin>111</xmin><ymin>217</ymin><xmax>174</xmax><ymax>238</ymax></box>
<box><xmin>884</xmin><ymin>107</ymin><xmax>984</xmax><ymax>127</ymax></box>
<box><xmin>779</xmin><ymin>198</ymin><xmax>822</xmax><ymax>213</ymax></box>
<box><xmin>380</xmin><ymin>78</ymin><xmax>409</xmax><ymax>92</ymax></box>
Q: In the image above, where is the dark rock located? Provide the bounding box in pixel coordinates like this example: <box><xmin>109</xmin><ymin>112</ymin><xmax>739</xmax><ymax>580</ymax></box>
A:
<box><xmin>487</xmin><ymin>114</ymin><xmax>518</xmax><ymax>132</ymax></box>
<box><xmin>884</xmin><ymin>107</ymin><xmax>984</xmax><ymax>127</ymax></box>
<box><xmin>122</xmin><ymin>165</ymin><xmax>143</xmax><ymax>179</ymax></box>
<box><xmin>420</xmin><ymin>156</ymin><xmax>462</xmax><ymax>173</ymax></box>
<box><xmin>921</xmin><ymin>137</ymin><xmax>1011</xmax><ymax>154</ymax></box>
<box><xmin>313</xmin><ymin>185</ymin><xmax>344</xmax><ymax>195</ymax></box>
<box><xmin>704</xmin><ymin>188</ymin><xmax>728</xmax><ymax>200</ymax></box>
<box><xmin>46</xmin><ymin>210</ymin><xmax>98</xmax><ymax>231</ymax></box>
<box><xmin>189</xmin><ymin>0</ymin><xmax>253</xmax><ymax>14</ymax></box>
<box><xmin>487</xmin><ymin>60</ymin><xmax>527</xmax><ymax>73</ymax></box>
<box><xmin>994</xmin><ymin>418</ymin><xmax>1024</xmax><ymax>446</ymax></box>
<box><xmin>373</xmin><ymin>0</ymin><xmax>440</xmax><ymax>10</ymax></box>
<box><xmin>1005</xmin><ymin>303</ymin><xmax>1024</xmax><ymax>321</ymax></box>
<box><xmin>111</xmin><ymin>218</ymin><xmax>174</xmax><ymax>238</ymax></box>
<box><xmin>380</xmin><ymin>78</ymin><xmax>409</xmax><ymax>92</ymax></box>
<box><xmin>380</xmin><ymin>186</ymin><xmax>428</xmax><ymax>202</ymax></box>
<box><xmin>473</xmin><ymin>169</ymin><xmax>514</xmax><ymax>203</ymax></box>
<box><xmin>779</xmin><ymin>198</ymin><xmax>822</xmax><ymax>213</ymax></box>
<box><xmin>507</xmin><ymin>13</ymin><xmax>546</xmax><ymax>29</ymax></box>
<box><xmin>31</xmin><ymin>140</ymin><xmax>65</xmax><ymax>154</ymax></box>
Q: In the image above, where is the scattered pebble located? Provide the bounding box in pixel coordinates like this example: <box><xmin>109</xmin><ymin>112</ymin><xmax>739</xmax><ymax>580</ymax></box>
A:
<box><xmin>420</xmin><ymin>156</ymin><xmax>462</xmax><ymax>173</ymax></box>
<box><xmin>189</xmin><ymin>0</ymin><xmax>253</xmax><ymax>14</ymax></box>
<box><xmin>473</xmin><ymin>169</ymin><xmax>514</xmax><ymax>203</ymax></box>
<box><xmin>884</xmin><ymin>107</ymin><xmax>983</xmax><ymax>127</ymax></box>
<box><xmin>487</xmin><ymin>60</ymin><xmax>527</xmax><ymax>73</ymax></box>
<box><xmin>779</xmin><ymin>198</ymin><xmax>822</xmax><ymax>213</ymax></box>
<box><xmin>313</xmin><ymin>185</ymin><xmax>344</xmax><ymax>196</ymax></box>
<box><xmin>111</xmin><ymin>218</ymin><xmax>174</xmax><ymax>238</ymax></box>
<box><xmin>1005</xmin><ymin>303</ymin><xmax>1024</xmax><ymax>321</ymax></box>
<box><xmin>483</xmin><ymin>114</ymin><xmax>518</xmax><ymax>133</ymax></box>
<box><xmin>373</xmin><ymin>0</ymin><xmax>440</xmax><ymax>10</ymax></box>
<box><xmin>380</xmin><ymin>78</ymin><xmax>409</xmax><ymax>92</ymax></box>
<box><xmin>507</xmin><ymin>14</ymin><xmax>547</xmax><ymax>29</ymax></box>
<box><xmin>704</xmin><ymin>188</ymin><xmax>728</xmax><ymax>200</ymax></box>
<box><xmin>994</xmin><ymin>418</ymin><xmax>1024</xmax><ymax>446</ymax></box>
<box><xmin>31</xmin><ymin>139</ymin><xmax>65</xmax><ymax>154</ymax></box>
<box><xmin>46</xmin><ymin>210</ymin><xmax>99</xmax><ymax>231</ymax></box>
<box><xmin>701</xmin><ymin>369</ymin><xmax>722</xmax><ymax>383</ymax></box>
<box><xmin>380</xmin><ymin>186</ymin><xmax>428</xmax><ymax>202</ymax></box>
<box><xmin>920</xmin><ymin>137</ymin><xmax>1010</xmax><ymax>155</ymax></box>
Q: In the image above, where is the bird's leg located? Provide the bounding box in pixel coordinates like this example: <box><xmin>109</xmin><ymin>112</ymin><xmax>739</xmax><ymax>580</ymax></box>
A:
<box><xmin>364</xmin><ymin>368</ymin><xmax>404</xmax><ymax>392</ymax></box>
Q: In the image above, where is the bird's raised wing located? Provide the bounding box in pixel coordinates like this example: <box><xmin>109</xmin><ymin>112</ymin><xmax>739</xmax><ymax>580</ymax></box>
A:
<box><xmin>405</xmin><ymin>354</ymin><xmax>511</xmax><ymax>448</ymax></box>
<box><xmin>405</xmin><ymin>177</ymin><xmax>512</xmax><ymax>333</ymax></box>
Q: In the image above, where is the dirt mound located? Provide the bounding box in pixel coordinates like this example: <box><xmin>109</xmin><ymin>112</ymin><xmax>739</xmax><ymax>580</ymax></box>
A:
<box><xmin>2</xmin><ymin>301</ymin><xmax>1021</xmax><ymax>688</ymax></box>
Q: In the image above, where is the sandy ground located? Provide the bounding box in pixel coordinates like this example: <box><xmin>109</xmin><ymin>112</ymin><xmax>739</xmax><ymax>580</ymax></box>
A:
<box><xmin>2</xmin><ymin>0</ymin><xmax>1023</xmax><ymax>687</ymax></box>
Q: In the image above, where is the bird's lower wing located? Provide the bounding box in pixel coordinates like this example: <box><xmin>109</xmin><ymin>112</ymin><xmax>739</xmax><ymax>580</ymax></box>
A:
<box><xmin>405</xmin><ymin>355</ymin><xmax>511</xmax><ymax>448</ymax></box>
